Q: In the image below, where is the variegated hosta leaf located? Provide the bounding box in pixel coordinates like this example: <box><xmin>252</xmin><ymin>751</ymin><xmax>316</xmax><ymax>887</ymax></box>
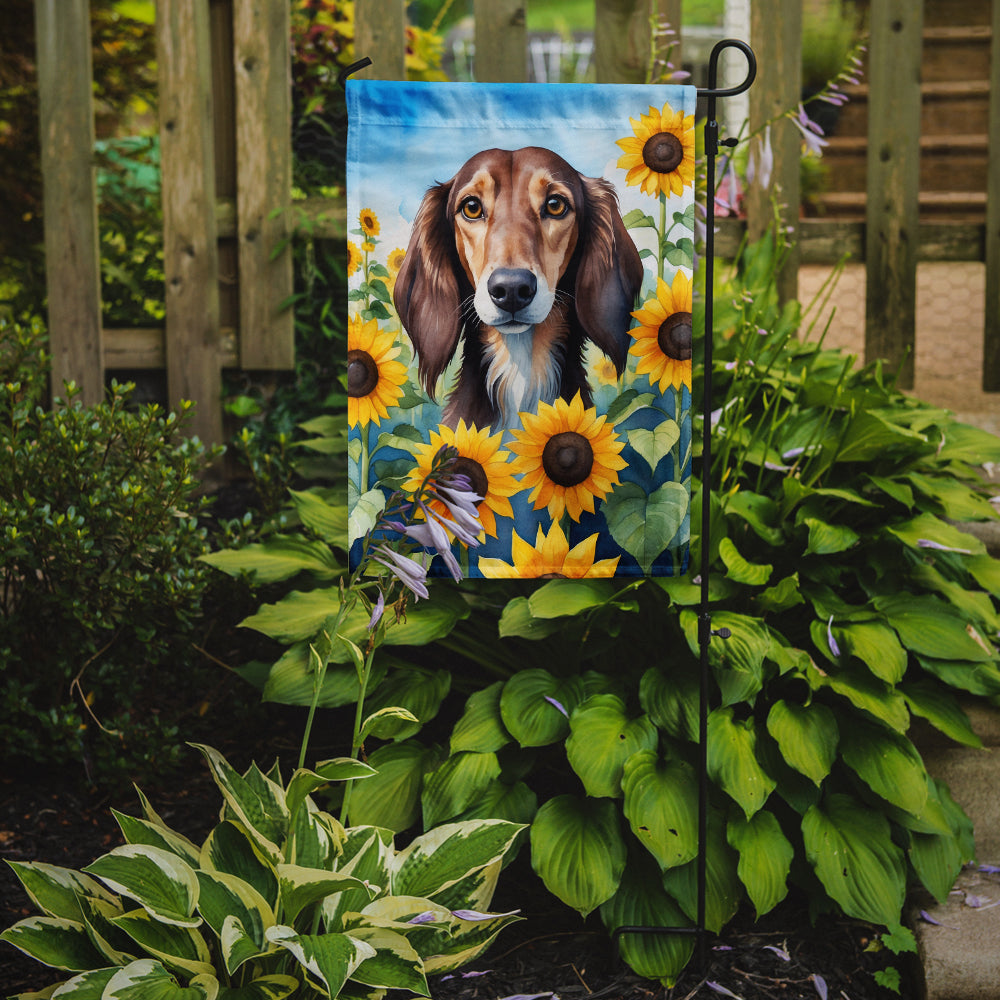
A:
<box><xmin>110</xmin><ymin>908</ymin><xmax>214</xmax><ymax>979</ymax></box>
<box><xmin>621</xmin><ymin>751</ymin><xmax>699</xmax><ymax>871</ymax></box>
<box><xmin>0</xmin><ymin>916</ymin><xmax>107</xmax><ymax>972</ymax></box>
<box><xmin>285</xmin><ymin>760</ymin><xmax>375</xmax><ymax>823</ymax></box>
<box><xmin>83</xmin><ymin>846</ymin><xmax>200</xmax><ymax>928</ymax></box>
<box><xmin>344</xmin><ymin>926</ymin><xmax>429</xmax><ymax>995</ymax></box>
<box><xmin>566</xmin><ymin>695</ymin><xmax>658</xmax><ymax>799</ymax></box>
<box><xmin>420</xmin><ymin>751</ymin><xmax>502</xmax><ymax>829</ymax></box>
<box><xmin>450</xmin><ymin>681</ymin><xmax>511</xmax><ymax>754</ymax></box>
<box><xmin>200</xmin><ymin>822</ymin><xmax>278</xmax><ymax>910</ymax></box>
<box><xmin>191</xmin><ymin>745</ymin><xmax>287</xmax><ymax>863</ymax></box>
<box><xmin>765</xmin><ymin>700</ymin><xmax>838</xmax><ymax>786</ymax></box>
<box><xmin>4</xmin><ymin>861</ymin><xmax>118</xmax><ymax>922</ymax></box>
<box><xmin>265</xmin><ymin>926</ymin><xmax>376</xmax><ymax>998</ymax></box>
<box><xmin>726</xmin><ymin>810</ymin><xmax>793</xmax><ymax>918</ymax></box>
<box><xmin>112</xmin><ymin>810</ymin><xmax>202</xmax><ymax>868</ymax></box>
<box><xmin>391</xmin><ymin>820</ymin><xmax>524</xmax><ymax>901</ymax></box>
<box><xmin>421</xmin><ymin>906</ymin><xmax>523</xmax><ymax>975</ymax></box>
<box><xmin>599</xmin><ymin>854</ymin><xmax>694</xmax><ymax>987</ymax></box>
<box><xmin>706</xmin><ymin>707</ymin><xmax>776</xmax><ymax>819</ymax></box>
<box><xmin>424</xmin><ymin>859</ymin><xmax>501</xmax><ymax>916</ymax></box>
<box><xmin>214</xmin><ymin>974</ymin><xmax>300</xmax><ymax>1000</ymax></box>
<box><xmin>288</xmin><ymin>802</ymin><xmax>343</xmax><ymax>870</ymax></box>
<box><xmin>499</xmin><ymin>670</ymin><xmax>585</xmax><ymax>747</ymax></box>
<box><xmin>661</xmin><ymin>811</ymin><xmax>742</xmax><ymax>934</ymax></box>
<box><xmin>323</xmin><ymin>829</ymin><xmax>393</xmax><ymax>931</ymax></box>
<box><xmin>102</xmin><ymin>958</ymin><xmax>218</xmax><ymax>999</ymax></box>
<box><xmin>277</xmin><ymin>865</ymin><xmax>376</xmax><ymax>925</ymax></box>
<box><xmin>529</xmin><ymin>795</ymin><xmax>626</xmax><ymax>917</ymax></box>
<box><xmin>195</xmin><ymin>871</ymin><xmax>274</xmax><ymax>974</ymax></box>
<box><xmin>44</xmin><ymin>966</ymin><xmax>118</xmax><ymax>997</ymax></box>
<box><xmin>77</xmin><ymin>894</ymin><xmax>136</xmax><ymax>966</ymax></box>
<box><xmin>838</xmin><ymin>717</ymin><xmax>929</xmax><ymax>817</ymax></box>
<box><xmin>802</xmin><ymin>793</ymin><xmax>906</xmax><ymax>926</ymax></box>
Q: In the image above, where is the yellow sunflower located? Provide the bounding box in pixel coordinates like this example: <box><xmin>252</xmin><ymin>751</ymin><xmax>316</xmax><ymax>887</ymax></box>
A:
<box><xmin>403</xmin><ymin>420</ymin><xmax>520</xmax><ymax>539</ymax></box>
<box><xmin>359</xmin><ymin>207</ymin><xmax>380</xmax><ymax>238</ymax></box>
<box><xmin>347</xmin><ymin>240</ymin><xmax>363</xmax><ymax>278</ymax></box>
<box><xmin>387</xmin><ymin>247</ymin><xmax>406</xmax><ymax>274</ymax></box>
<box><xmin>592</xmin><ymin>356</ymin><xmax>619</xmax><ymax>387</ymax></box>
<box><xmin>508</xmin><ymin>392</ymin><xmax>627</xmax><ymax>522</ymax></box>
<box><xmin>361</xmin><ymin>240</ymin><xmax>376</xmax><ymax>253</ymax></box>
<box><xmin>630</xmin><ymin>270</ymin><xmax>693</xmax><ymax>392</ymax></box>
<box><xmin>478</xmin><ymin>521</ymin><xmax>620</xmax><ymax>579</ymax></box>
<box><xmin>347</xmin><ymin>314</ymin><xmax>407</xmax><ymax>428</ymax></box>
<box><xmin>616</xmin><ymin>101</ymin><xmax>696</xmax><ymax>199</ymax></box>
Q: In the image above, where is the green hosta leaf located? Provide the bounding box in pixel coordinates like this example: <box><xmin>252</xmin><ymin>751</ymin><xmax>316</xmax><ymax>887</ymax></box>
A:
<box><xmin>216</xmin><ymin>975</ymin><xmax>299</xmax><ymax>1000</ymax></box>
<box><xmin>527</xmin><ymin>578</ymin><xmax>618</xmax><ymax>618</ymax></box>
<box><xmin>200</xmin><ymin>536</ymin><xmax>341</xmax><ymax>584</ymax></box>
<box><xmin>499</xmin><ymin>670</ymin><xmax>584</xmax><ymax>747</ymax></box>
<box><xmin>83</xmin><ymin>846</ymin><xmax>200</xmax><ymax>928</ymax></box>
<box><xmin>901</xmin><ymin>680</ymin><xmax>982</xmax><ymax>748</ymax></box>
<box><xmin>349</xmin><ymin>488</ymin><xmax>386</xmax><ymax>547</ymax></box>
<box><xmin>265</xmin><ymin>926</ymin><xmax>375</xmax><ymax>997</ymax></box>
<box><xmin>727</xmin><ymin>811</ymin><xmax>793</xmax><ymax>918</ymax></box>
<box><xmin>603</xmin><ymin>480</ymin><xmax>689</xmax><ymax>573</ymax></box>
<box><xmin>835</xmin><ymin>410</ymin><xmax>927</xmax><ymax>463</ymax></box>
<box><xmin>0</xmin><ymin>916</ymin><xmax>107</xmax><ymax>971</ymax></box>
<box><xmin>421</xmin><ymin>751</ymin><xmax>502</xmax><ymax>828</ymax></box>
<box><xmin>191</xmin><ymin>746</ymin><xmax>287</xmax><ymax>863</ymax></box>
<box><xmin>839</xmin><ymin>718</ymin><xmax>929</xmax><ymax>817</ymax></box>
<box><xmin>802</xmin><ymin>793</ymin><xmax>906</xmax><ymax>926</ymax></box>
<box><xmin>261</xmin><ymin>644</ymin><xmax>381</xmax><ymax>708</ymax></box>
<box><xmin>4</xmin><ymin>862</ymin><xmax>118</xmax><ymax>923</ymax></box>
<box><xmin>811</xmin><ymin>662</ymin><xmax>910</xmax><ymax>732</ymax></box>
<box><xmin>909</xmin><ymin>820</ymin><xmax>966</xmax><ymax>906</ymax></box>
<box><xmin>363</xmin><ymin>667</ymin><xmax>451</xmax><ymax>740</ymax></box>
<box><xmin>967</xmin><ymin>553</ymin><xmax>1000</xmax><ymax>597</ymax></box>
<box><xmin>347</xmin><ymin>740</ymin><xmax>441</xmax><ymax>832</ymax></box>
<box><xmin>639</xmin><ymin>665</ymin><xmax>699</xmax><ymax>742</ymax></box>
<box><xmin>346</xmin><ymin>926</ymin><xmax>428</xmax><ymax>994</ymax></box>
<box><xmin>392</xmin><ymin>820</ymin><xmax>524</xmax><ymax>900</ymax></box>
<box><xmin>566</xmin><ymin>695</ymin><xmax>658</xmax><ymax>798</ymax></box>
<box><xmin>834</xmin><ymin>621</ymin><xmax>907</xmax><ymax>684</ymax></box>
<box><xmin>200</xmin><ymin>822</ymin><xmax>278</xmax><ymax>910</ymax></box>
<box><xmin>875</xmin><ymin>593</ymin><xmax>995</xmax><ymax>662</ymax></box>
<box><xmin>906</xmin><ymin>472</ymin><xmax>998</xmax><ymax>521</ymax></box>
<box><xmin>718</xmin><ymin>537</ymin><xmax>772</xmax><ymax>586</ymax></box>
<box><xmin>277</xmin><ymin>865</ymin><xmax>374</xmax><ymax>925</ymax></box>
<box><xmin>707</xmin><ymin>708</ymin><xmax>776</xmax><ymax>819</ymax></box>
<box><xmin>359</xmin><ymin>706</ymin><xmax>421</xmax><ymax>742</ymax></box>
<box><xmin>621</xmin><ymin>751</ymin><xmax>698</xmax><ymax>870</ymax></box>
<box><xmin>803</xmin><ymin>517</ymin><xmax>859</xmax><ymax>556</ymax></box>
<box><xmin>725</xmin><ymin>490</ymin><xmax>784</xmax><ymax>546</ymax></box>
<box><xmin>600</xmin><ymin>853</ymin><xmax>694</xmax><ymax>987</ymax></box>
<box><xmin>112</xmin><ymin>812</ymin><xmax>201</xmax><ymax>868</ymax></box>
<box><xmin>530</xmin><ymin>795</ymin><xmax>626</xmax><ymax>916</ymax></box>
<box><xmin>195</xmin><ymin>871</ymin><xmax>273</xmax><ymax>974</ymax></box>
<box><xmin>680</xmin><ymin>610</ymin><xmax>770</xmax><ymax>706</ymax></box>
<box><xmin>660</xmin><ymin>811</ymin><xmax>741</xmax><ymax>933</ymax></box>
<box><xmin>111</xmin><ymin>908</ymin><xmax>214</xmax><ymax>978</ymax></box>
<box><xmin>627</xmin><ymin>421</ymin><xmax>681</xmax><ymax>474</ymax></box>
<box><xmin>453</xmin><ymin>779</ymin><xmax>538</xmax><ymax>827</ymax></box>
<box><xmin>756</xmin><ymin>573</ymin><xmax>804</xmax><ymax>614</ymax></box>
<box><xmin>450</xmin><ymin>682</ymin><xmax>511</xmax><ymax>754</ymax></box>
<box><xmin>288</xmin><ymin>488</ymin><xmax>348</xmax><ymax>545</ymax></box>
<box><xmin>497</xmin><ymin>596</ymin><xmax>564</xmax><ymax>639</ymax></box>
<box><xmin>765</xmin><ymin>700</ymin><xmax>838</xmax><ymax>786</ymax></box>
<box><xmin>916</xmin><ymin>655</ymin><xmax>1000</xmax><ymax>697</ymax></box>
<box><xmin>886</xmin><ymin>511</ymin><xmax>985</xmax><ymax>556</ymax></box>
<box><xmin>103</xmin><ymin>959</ymin><xmax>218</xmax><ymax>1000</ymax></box>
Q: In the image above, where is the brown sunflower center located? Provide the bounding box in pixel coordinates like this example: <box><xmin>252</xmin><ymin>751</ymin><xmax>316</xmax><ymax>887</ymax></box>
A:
<box><xmin>347</xmin><ymin>349</ymin><xmax>379</xmax><ymax>397</ymax></box>
<box><xmin>450</xmin><ymin>457</ymin><xmax>489</xmax><ymax>502</ymax></box>
<box><xmin>657</xmin><ymin>311</ymin><xmax>693</xmax><ymax>361</ymax></box>
<box><xmin>539</xmin><ymin>572</ymin><xmax>568</xmax><ymax>579</ymax></box>
<box><xmin>642</xmin><ymin>131</ymin><xmax>684</xmax><ymax>174</ymax></box>
<box><xmin>542</xmin><ymin>431</ymin><xmax>594</xmax><ymax>487</ymax></box>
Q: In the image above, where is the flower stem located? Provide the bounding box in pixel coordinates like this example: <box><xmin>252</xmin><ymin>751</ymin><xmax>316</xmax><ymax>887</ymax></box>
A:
<box><xmin>340</xmin><ymin>646</ymin><xmax>375</xmax><ymax>826</ymax></box>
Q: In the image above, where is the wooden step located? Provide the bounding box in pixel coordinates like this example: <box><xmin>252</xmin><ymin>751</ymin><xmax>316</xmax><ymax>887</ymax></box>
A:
<box><xmin>922</xmin><ymin>25</ymin><xmax>993</xmax><ymax>83</ymax></box>
<box><xmin>922</xmin><ymin>0</ymin><xmax>992</xmax><ymax>28</ymax></box>
<box><xmin>812</xmin><ymin>189</ymin><xmax>987</xmax><ymax>223</ymax></box>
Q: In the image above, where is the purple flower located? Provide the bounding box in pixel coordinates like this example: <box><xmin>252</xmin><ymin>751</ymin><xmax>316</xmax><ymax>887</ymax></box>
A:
<box><xmin>791</xmin><ymin>104</ymin><xmax>828</xmax><ymax>156</ymax></box>
<box><xmin>429</xmin><ymin>485</ymin><xmax>483</xmax><ymax>545</ymax></box>
<box><xmin>706</xmin><ymin>983</ymin><xmax>742</xmax><ymax>999</ymax></box>
<box><xmin>812</xmin><ymin>974</ymin><xmax>828</xmax><ymax>1000</ymax></box>
<box><xmin>544</xmin><ymin>695</ymin><xmax>569</xmax><ymax>718</ymax></box>
<box><xmin>763</xmin><ymin>944</ymin><xmax>790</xmax><ymax>961</ymax></box>
<box><xmin>367</xmin><ymin>590</ymin><xmax>385</xmax><ymax>631</ymax></box>
<box><xmin>372</xmin><ymin>544</ymin><xmax>429</xmax><ymax>600</ymax></box>
<box><xmin>917</xmin><ymin>538</ymin><xmax>972</xmax><ymax>555</ymax></box>
<box><xmin>827</xmin><ymin>615</ymin><xmax>841</xmax><ymax>658</ymax></box>
<box><xmin>407</xmin><ymin>911</ymin><xmax>438</xmax><ymax>925</ymax></box>
<box><xmin>451</xmin><ymin>908</ymin><xmax>520</xmax><ymax>921</ymax></box>
<box><xmin>405</xmin><ymin>507</ymin><xmax>464</xmax><ymax>581</ymax></box>
<box><xmin>747</xmin><ymin>125</ymin><xmax>774</xmax><ymax>190</ymax></box>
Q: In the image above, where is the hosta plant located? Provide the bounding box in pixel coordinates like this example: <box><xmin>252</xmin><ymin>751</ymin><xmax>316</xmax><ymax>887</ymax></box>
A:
<box><xmin>1</xmin><ymin>744</ymin><xmax>523</xmax><ymax>999</ymax></box>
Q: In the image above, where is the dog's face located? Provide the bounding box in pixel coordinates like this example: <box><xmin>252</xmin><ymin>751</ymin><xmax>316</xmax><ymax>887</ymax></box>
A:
<box><xmin>445</xmin><ymin>147</ymin><xmax>584</xmax><ymax>334</ymax></box>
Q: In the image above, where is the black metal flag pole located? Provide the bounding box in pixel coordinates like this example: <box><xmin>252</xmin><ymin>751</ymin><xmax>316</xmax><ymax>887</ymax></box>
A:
<box><xmin>613</xmin><ymin>37</ymin><xmax>756</xmax><ymax>972</ymax></box>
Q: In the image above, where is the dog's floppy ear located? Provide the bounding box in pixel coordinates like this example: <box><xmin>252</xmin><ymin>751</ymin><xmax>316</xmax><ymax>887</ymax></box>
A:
<box><xmin>393</xmin><ymin>181</ymin><xmax>465</xmax><ymax>400</ymax></box>
<box><xmin>572</xmin><ymin>176</ymin><xmax>644</xmax><ymax>373</ymax></box>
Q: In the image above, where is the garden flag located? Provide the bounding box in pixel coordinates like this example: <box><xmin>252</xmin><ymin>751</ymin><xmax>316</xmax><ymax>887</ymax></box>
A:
<box><xmin>346</xmin><ymin>80</ymin><xmax>697</xmax><ymax>578</ymax></box>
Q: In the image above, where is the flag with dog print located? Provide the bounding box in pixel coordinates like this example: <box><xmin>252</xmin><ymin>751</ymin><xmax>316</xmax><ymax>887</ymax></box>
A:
<box><xmin>346</xmin><ymin>80</ymin><xmax>696</xmax><ymax>578</ymax></box>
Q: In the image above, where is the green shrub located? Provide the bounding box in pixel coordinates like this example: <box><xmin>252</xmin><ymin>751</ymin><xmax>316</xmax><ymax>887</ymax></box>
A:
<box><xmin>0</xmin><ymin>317</ymin><xmax>220</xmax><ymax>783</ymax></box>
<box><xmin>212</xmin><ymin>230</ymin><xmax>1000</xmax><ymax>985</ymax></box>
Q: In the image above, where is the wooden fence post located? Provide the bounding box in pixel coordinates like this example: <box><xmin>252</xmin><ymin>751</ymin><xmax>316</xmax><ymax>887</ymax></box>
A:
<box><xmin>594</xmin><ymin>0</ymin><xmax>657</xmax><ymax>84</ymax></box>
<box><xmin>746</xmin><ymin>0</ymin><xmax>801</xmax><ymax>306</ymax></box>
<box><xmin>474</xmin><ymin>0</ymin><xmax>527</xmax><ymax>83</ymax></box>
<box><xmin>157</xmin><ymin>0</ymin><xmax>223</xmax><ymax>445</ymax></box>
<box><xmin>233</xmin><ymin>0</ymin><xmax>294</xmax><ymax>370</ymax></box>
<box><xmin>354</xmin><ymin>0</ymin><xmax>407</xmax><ymax>80</ymax></box>
<box><xmin>983</xmin><ymin>0</ymin><xmax>1000</xmax><ymax>390</ymax></box>
<box><xmin>864</xmin><ymin>0</ymin><xmax>923</xmax><ymax>389</ymax></box>
<box><xmin>34</xmin><ymin>0</ymin><xmax>104</xmax><ymax>405</ymax></box>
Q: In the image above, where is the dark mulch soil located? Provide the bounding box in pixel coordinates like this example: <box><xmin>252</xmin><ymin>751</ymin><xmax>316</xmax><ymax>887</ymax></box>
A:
<box><xmin>1</xmin><ymin>745</ymin><xmax>916</xmax><ymax>1000</ymax></box>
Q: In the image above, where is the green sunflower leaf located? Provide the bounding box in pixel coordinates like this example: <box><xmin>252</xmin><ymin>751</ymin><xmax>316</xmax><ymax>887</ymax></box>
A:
<box><xmin>603</xmin><ymin>480</ymin><xmax>689</xmax><ymax>574</ymax></box>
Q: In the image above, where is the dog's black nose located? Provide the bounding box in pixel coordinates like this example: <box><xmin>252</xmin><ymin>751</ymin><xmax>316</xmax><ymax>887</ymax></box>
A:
<box><xmin>488</xmin><ymin>269</ymin><xmax>537</xmax><ymax>314</ymax></box>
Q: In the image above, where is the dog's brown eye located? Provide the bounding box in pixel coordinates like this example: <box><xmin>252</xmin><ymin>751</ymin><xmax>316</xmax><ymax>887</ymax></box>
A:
<box><xmin>544</xmin><ymin>195</ymin><xmax>569</xmax><ymax>218</ymax></box>
<box><xmin>460</xmin><ymin>197</ymin><xmax>484</xmax><ymax>220</ymax></box>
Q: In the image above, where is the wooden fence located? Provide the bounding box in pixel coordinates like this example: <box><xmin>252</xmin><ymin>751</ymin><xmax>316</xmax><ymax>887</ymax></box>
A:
<box><xmin>33</xmin><ymin>0</ymin><xmax>1000</xmax><ymax>445</ymax></box>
